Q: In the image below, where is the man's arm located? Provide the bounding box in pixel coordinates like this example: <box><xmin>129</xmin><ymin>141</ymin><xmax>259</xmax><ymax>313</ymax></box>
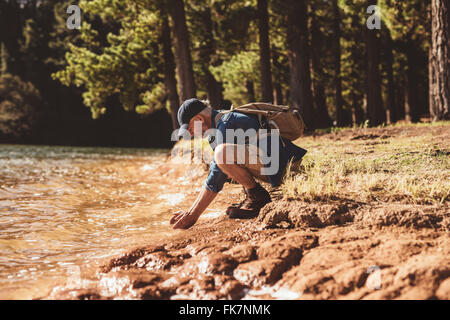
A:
<box><xmin>170</xmin><ymin>187</ymin><xmax>218</xmax><ymax>229</ymax></box>
<box><xmin>171</xmin><ymin>121</ymin><xmax>228</xmax><ymax>230</ymax></box>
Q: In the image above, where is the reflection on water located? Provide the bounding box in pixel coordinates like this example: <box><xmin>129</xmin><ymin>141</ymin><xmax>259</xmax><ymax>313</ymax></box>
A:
<box><xmin>0</xmin><ymin>145</ymin><xmax>206</xmax><ymax>299</ymax></box>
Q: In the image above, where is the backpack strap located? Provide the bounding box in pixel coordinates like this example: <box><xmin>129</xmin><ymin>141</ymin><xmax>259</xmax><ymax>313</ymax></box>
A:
<box><xmin>214</xmin><ymin>107</ymin><xmax>285</xmax><ymax>147</ymax></box>
<box><xmin>214</xmin><ymin>109</ymin><xmax>265</xmax><ymax>128</ymax></box>
<box><xmin>214</xmin><ymin>110</ymin><xmax>231</xmax><ymax>126</ymax></box>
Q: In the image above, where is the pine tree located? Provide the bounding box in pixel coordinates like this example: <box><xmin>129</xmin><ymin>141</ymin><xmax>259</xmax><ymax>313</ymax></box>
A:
<box><xmin>366</xmin><ymin>0</ymin><xmax>385</xmax><ymax>126</ymax></box>
<box><xmin>383</xmin><ymin>25</ymin><xmax>397</xmax><ymax>123</ymax></box>
<box><xmin>161</xmin><ymin>10</ymin><xmax>181</xmax><ymax>129</ymax></box>
<box><xmin>340</xmin><ymin>1</ymin><xmax>366</xmax><ymax>125</ymax></box>
<box><xmin>380</xmin><ymin>0</ymin><xmax>430</xmax><ymax>123</ymax></box>
<box><xmin>332</xmin><ymin>0</ymin><xmax>344</xmax><ymax>126</ymax></box>
<box><xmin>0</xmin><ymin>74</ymin><xmax>42</xmax><ymax>139</ymax></box>
<box><xmin>285</xmin><ymin>0</ymin><xmax>315</xmax><ymax>128</ymax></box>
<box><xmin>208</xmin><ymin>0</ymin><xmax>262</xmax><ymax>105</ymax></box>
<box><xmin>168</xmin><ymin>0</ymin><xmax>197</xmax><ymax>101</ymax></box>
<box><xmin>308</xmin><ymin>1</ymin><xmax>332</xmax><ymax>128</ymax></box>
<box><xmin>188</xmin><ymin>1</ymin><xmax>224</xmax><ymax>108</ymax></box>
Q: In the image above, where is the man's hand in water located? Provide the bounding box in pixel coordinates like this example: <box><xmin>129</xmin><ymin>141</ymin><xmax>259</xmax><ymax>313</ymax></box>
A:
<box><xmin>170</xmin><ymin>188</ymin><xmax>218</xmax><ymax>230</ymax></box>
<box><xmin>170</xmin><ymin>210</ymin><xmax>200</xmax><ymax>229</ymax></box>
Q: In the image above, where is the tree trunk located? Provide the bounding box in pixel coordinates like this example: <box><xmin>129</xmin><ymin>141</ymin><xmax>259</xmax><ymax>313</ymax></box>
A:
<box><xmin>349</xmin><ymin>11</ymin><xmax>365</xmax><ymax>126</ymax></box>
<box><xmin>286</xmin><ymin>0</ymin><xmax>315</xmax><ymax>128</ymax></box>
<box><xmin>167</xmin><ymin>0</ymin><xmax>196</xmax><ymax>102</ymax></box>
<box><xmin>310</xmin><ymin>7</ymin><xmax>332</xmax><ymax>128</ymax></box>
<box><xmin>385</xmin><ymin>28</ymin><xmax>397</xmax><ymax>124</ymax></box>
<box><xmin>312</xmin><ymin>83</ymin><xmax>332</xmax><ymax>128</ymax></box>
<box><xmin>257</xmin><ymin>0</ymin><xmax>273</xmax><ymax>102</ymax></box>
<box><xmin>199</xmin><ymin>7</ymin><xmax>223</xmax><ymax>109</ymax></box>
<box><xmin>352</xmin><ymin>99</ymin><xmax>365</xmax><ymax>125</ymax></box>
<box><xmin>205</xmin><ymin>72</ymin><xmax>224</xmax><ymax>109</ymax></box>
<box><xmin>404</xmin><ymin>86</ymin><xmax>412</xmax><ymax>122</ymax></box>
<box><xmin>161</xmin><ymin>14</ymin><xmax>180</xmax><ymax>130</ymax></box>
<box><xmin>395</xmin><ymin>82</ymin><xmax>405</xmax><ymax>120</ymax></box>
<box><xmin>246</xmin><ymin>81</ymin><xmax>256</xmax><ymax>101</ymax></box>
<box><xmin>429</xmin><ymin>0</ymin><xmax>450</xmax><ymax>120</ymax></box>
<box><xmin>405</xmin><ymin>41</ymin><xmax>420</xmax><ymax>122</ymax></box>
<box><xmin>366</xmin><ymin>0</ymin><xmax>385</xmax><ymax>126</ymax></box>
<box><xmin>272</xmin><ymin>47</ymin><xmax>283</xmax><ymax>105</ymax></box>
<box><xmin>332</xmin><ymin>0</ymin><xmax>344</xmax><ymax>127</ymax></box>
<box><xmin>273</xmin><ymin>83</ymin><xmax>283</xmax><ymax>105</ymax></box>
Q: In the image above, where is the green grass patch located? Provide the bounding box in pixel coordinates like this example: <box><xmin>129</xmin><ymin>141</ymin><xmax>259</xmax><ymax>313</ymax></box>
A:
<box><xmin>283</xmin><ymin>122</ymin><xmax>450</xmax><ymax>205</ymax></box>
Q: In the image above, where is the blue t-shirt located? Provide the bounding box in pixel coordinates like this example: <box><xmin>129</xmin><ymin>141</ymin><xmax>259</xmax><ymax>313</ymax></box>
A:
<box><xmin>203</xmin><ymin>109</ymin><xmax>307</xmax><ymax>193</ymax></box>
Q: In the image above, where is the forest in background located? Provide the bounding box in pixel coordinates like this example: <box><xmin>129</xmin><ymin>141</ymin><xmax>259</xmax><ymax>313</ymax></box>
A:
<box><xmin>0</xmin><ymin>0</ymin><xmax>448</xmax><ymax>147</ymax></box>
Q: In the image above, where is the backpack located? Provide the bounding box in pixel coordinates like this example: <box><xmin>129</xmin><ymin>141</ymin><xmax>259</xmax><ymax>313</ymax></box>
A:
<box><xmin>214</xmin><ymin>102</ymin><xmax>305</xmax><ymax>141</ymax></box>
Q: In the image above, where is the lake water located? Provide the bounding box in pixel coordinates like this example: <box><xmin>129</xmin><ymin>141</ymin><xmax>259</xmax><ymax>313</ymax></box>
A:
<box><xmin>0</xmin><ymin>145</ymin><xmax>209</xmax><ymax>299</ymax></box>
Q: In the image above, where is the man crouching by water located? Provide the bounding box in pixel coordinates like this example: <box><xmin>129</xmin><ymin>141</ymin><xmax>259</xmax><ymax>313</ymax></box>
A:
<box><xmin>170</xmin><ymin>98</ymin><xmax>307</xmax><ymax>229</ymax></box>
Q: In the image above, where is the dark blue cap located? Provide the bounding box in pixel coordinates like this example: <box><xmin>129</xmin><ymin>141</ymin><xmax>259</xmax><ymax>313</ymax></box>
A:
<box><xmin>177</xmin><ymin>98</ymin><xmax>206</xmax><ymax>137</ymax></box>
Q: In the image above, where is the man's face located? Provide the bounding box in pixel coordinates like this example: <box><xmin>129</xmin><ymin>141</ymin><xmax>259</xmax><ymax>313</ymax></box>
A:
<box><xmin>188</xmin><ymin>114</ymin><xmax>208</xmax><ymax>136</ymax></box>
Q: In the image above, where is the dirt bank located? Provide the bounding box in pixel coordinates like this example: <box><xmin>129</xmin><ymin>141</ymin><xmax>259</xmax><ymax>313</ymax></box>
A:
<box><xmin>46</xmin><ymin>124</ymin><xmax>450</xmax><ymax>300</ymax></box>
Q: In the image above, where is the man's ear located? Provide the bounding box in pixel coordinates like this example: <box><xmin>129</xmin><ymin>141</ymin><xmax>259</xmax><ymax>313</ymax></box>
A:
<box><xmin>200</xmin><ymin>110</ymin><xmax>211</xmax><ymax>127</ymax></box>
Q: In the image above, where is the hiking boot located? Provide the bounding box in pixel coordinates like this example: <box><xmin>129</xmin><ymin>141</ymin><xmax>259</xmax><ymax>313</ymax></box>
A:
<box><xmin>226</xmin><ymin>187</ymin><xmax>250</xmax><ymax>214</ymax></box>
<box><xmin>226</xmin><ymin>183</ymin><xmax>271</xmax><ymax>219</ymax></box>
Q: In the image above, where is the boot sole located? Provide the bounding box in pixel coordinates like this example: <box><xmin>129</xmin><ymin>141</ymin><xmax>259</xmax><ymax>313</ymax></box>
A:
<box><xmin>227</xmin><ymin>208</ymin><xmax>260</xmax><ymax>219</ymax></box>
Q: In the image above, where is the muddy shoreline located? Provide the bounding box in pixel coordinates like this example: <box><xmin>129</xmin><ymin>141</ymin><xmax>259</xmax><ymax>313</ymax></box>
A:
<box><xmin>46</xmin><ymin>126</ymin><xmax>450</xmax><ymax>300</ymax></box>
<box><xmin>46</xmin><ymin>195</ymin><xmax>449</xmax><ymax>300</ymax></box>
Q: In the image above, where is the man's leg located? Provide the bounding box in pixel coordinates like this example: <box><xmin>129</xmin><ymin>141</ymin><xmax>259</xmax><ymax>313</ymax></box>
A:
<box><xmin>213</xmin><ymin>144</ymin><xmax>257</xmax><ymax>189</ymax></box>
<box><xmin>214</xmin><ymin>144</ymin><xmax>271</xmax><ymax>218</ymax></box>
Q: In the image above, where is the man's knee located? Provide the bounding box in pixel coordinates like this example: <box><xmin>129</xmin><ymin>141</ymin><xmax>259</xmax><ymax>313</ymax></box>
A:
<box><xmin>214</xmin><ymin>144</ymin><xmax>235</xmax><ymax>167</ymax></box>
